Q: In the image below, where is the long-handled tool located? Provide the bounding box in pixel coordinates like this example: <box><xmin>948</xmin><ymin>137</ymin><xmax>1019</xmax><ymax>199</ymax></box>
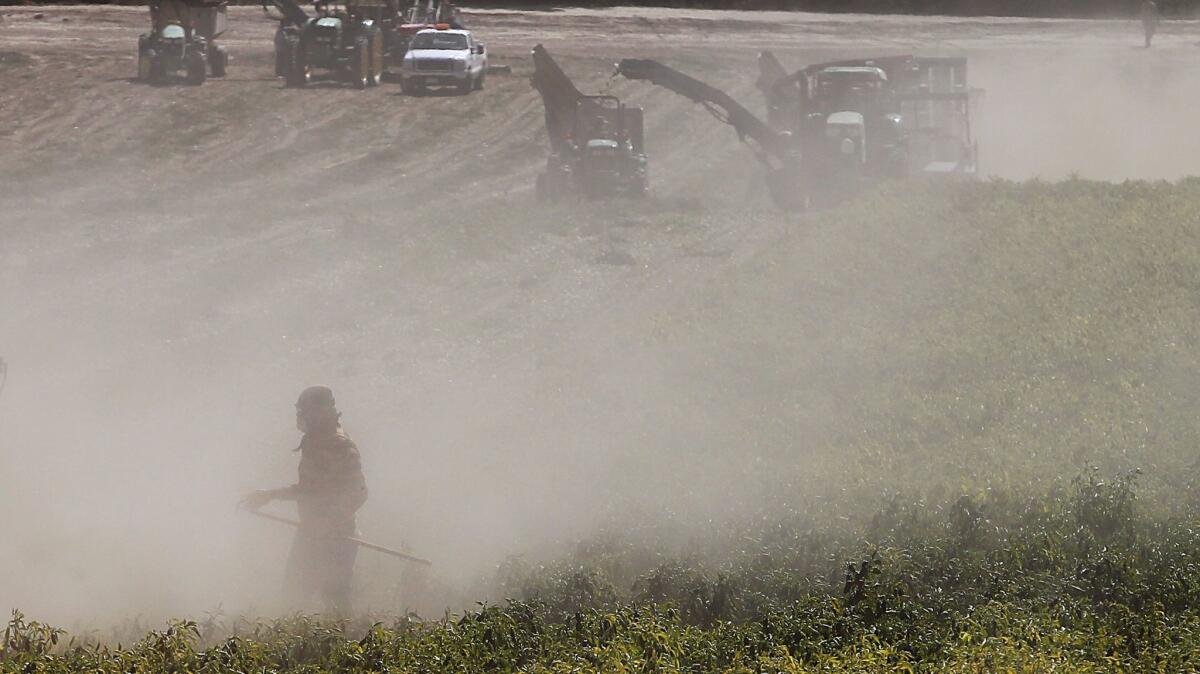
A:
<box><xmin>246</xmin><ymin>509</ymin><xmax>432</xmax><ymax>567</ymax></box>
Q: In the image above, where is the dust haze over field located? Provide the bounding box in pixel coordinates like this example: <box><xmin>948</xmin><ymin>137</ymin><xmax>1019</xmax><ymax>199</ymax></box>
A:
<box><xmin>2</xmin><ymin>5</ymin><xmax>1200</xmax><ymax>628</ymax></box>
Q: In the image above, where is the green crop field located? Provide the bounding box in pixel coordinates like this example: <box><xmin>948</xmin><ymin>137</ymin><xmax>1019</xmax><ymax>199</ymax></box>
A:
<box><xmin>7</xmin><ymin>178</ymin><xmax>1200</xmax><ymax>672</ymax></box>
<box><xmin>7</xmin><ymin>468</ymin><xmax>1200</xmax><ymax>672</ymax></box>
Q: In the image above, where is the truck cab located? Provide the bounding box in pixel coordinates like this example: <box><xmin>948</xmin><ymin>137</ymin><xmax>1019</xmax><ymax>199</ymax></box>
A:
<box><xmin>399</xmin><ymin>27</ymin><xmax>486</xmax><ymax>95</ymax></box>
<box><xmin>805</xmin><ymin>65</ymin><xmax>907</xmax><ymax>180</ymax></box>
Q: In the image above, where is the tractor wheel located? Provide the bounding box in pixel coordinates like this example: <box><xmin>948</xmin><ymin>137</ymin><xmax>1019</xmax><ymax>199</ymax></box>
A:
<box><xmin>186</xmin><ymin>49</ymin><xmax>207</xmax><ymax>85</ymax></box>
<box><xmin>209</xmin><ymin>45</ymin><xmax>228</xmax><ymax>78</ymax></box>
<box><xmin>137</xmin><ymin>44</ymin><xmax>152</xmax><ymax>81</ymax></box>
<box><xmin>287</xmin><ymin>42</ymin><xmax>310</xmax><ymax>87</ymax></box>
<box><xmin>148</xmin><ymin>51</ymin><xmax>166</xmax><ymax>85</ymax></box>
<box><xmin>273</xmin><ymin>26</ymin><xmax>288</xmax><ymax>76</ymax></box>
<box><xmin>367</xmin><ymin>29</ymin><xmax>384</xmax><ymax>87</ymax></box>
<box><xmin>351</xmin><ymin>36</ymin><xmax>370</xmax><ymax>89</ymax></box>
<box><xmin>276</xmin><ymin>41</ymin><xmax>293</xmax><ymax>80</ymax></box>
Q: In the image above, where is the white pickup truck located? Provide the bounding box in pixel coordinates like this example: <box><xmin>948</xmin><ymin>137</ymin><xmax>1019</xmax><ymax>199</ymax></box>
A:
<box><xmin>399</xmin><ymin>28</ymin><xmax>487</xmax><ymax>95</ymax></box>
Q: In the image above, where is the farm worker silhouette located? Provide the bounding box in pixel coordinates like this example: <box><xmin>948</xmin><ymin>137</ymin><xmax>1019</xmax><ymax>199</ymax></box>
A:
<box><xmin>1141</xmin><ymin>0</ymin><xmax>1160</xmax><ymax>47</ymax></box>
<box><xmin>241</xmin><ymin>386</ymin><xmax>368</xmax><ymax>614</ymax></box>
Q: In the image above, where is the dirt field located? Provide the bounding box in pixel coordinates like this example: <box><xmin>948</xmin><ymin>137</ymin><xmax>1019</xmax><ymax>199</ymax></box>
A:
<box><xmin>2</xmin><ymin>5</ymin><xmax>1199</xmax><ymax>622</ymax></box>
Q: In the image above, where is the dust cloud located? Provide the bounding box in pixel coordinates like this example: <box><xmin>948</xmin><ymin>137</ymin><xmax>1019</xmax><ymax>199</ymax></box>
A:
<box><xmin>2</xmin><ymin>5</ymin><xmax>1199</xmax><ymax>627</ymax></box>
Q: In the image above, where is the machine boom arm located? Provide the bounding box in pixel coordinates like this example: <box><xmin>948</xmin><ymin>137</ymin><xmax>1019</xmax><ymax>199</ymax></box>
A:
<box><xmin>262</xmin><ymin>0</ymin><xmax>309</xmax><ymax>29</ymax></box>
<box><xmin>530</xmin><ymin>45</ymin><xmax>585</xmax><ymax>154</ymax></box>
<box><xmin>616</xmin><ymin>58</ymin><xmax>785</xmax><ymax>168</ymax></box>
<box><xmin>756</xmin><ymin>50</ymin><xmax>788</xmax><ymax>98</ymax></box>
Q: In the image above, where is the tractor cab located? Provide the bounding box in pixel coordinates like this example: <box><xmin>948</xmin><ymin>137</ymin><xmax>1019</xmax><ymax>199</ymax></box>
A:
<box><xmin>531</xmin><ymin>47</ymin><xmax>650</xmax><ymax>202</ymax></box>
<box><xmin>814</xmin><ymin>66</ymin><xmax>890</xmax><ymax>115</ymax></box>
<box><xmin>160</xmin><ymin>23</ymin><xmax>187</xmax><ymax>41</ymax></box>
<box><xmin>794</xmin><ymin>60</ymin><xmax>913</xmax><ymax>181</ymax></box>
<box><xmin>156</xmin><ymin>23</ymin><xmax>188</xmax><ymax>60</ymax></box>
<box><xmin>580</xmin><ymin>111</ymin><xmax>617</xmax><ymax>145</ymax></box>
<box><xmin>567</xmin><ymin>95</ymin><xmax>647</xmax><ymax>199</ymax></box>
<box><xmin>572</xmin><ymin>96</ymin><xmax>643</xmax><ymax>152</ymax></box>
<box><xmin>276</xmin><ymin>0</ymin><xmax>384</xmax><ymax>88</ymax></box>
<box><xmin>812</xmin><ymin>66</ymin><xmax>902</xmax><ymax>154</ymax></box>
<box><xmin>311</xmin><ymin>13</ymin><xmax>346</xmax><ymax>52</ymax></box>
<box><xmin>139</xmin><ymin>0</ymin><xmax>228</xmax><ymax>84</ymax></box>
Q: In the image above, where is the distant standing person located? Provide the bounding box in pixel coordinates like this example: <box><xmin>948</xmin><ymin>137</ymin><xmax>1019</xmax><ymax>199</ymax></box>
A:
<box><xmin>241</xmin><ymin>386</ymin><xmax>368</xmax><ymax>614</ymax></box>
<box><xmin>1141</xmin><ymin>0</ymin><xmax>1160</xmax><ymax>48</ymax></box>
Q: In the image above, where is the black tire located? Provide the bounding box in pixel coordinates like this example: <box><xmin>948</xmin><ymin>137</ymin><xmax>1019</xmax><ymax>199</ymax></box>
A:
<box><xmin>209</xmin><ymin>45</ymin><xmax>227</xmax><ymax>78</ymax></box>
<box><xmin>456</xmin><ymin>75</ymin><xmax>472</xmax><ymax>95</ymax></box>
<box><xmin>351</xmin><ymin>36</ymin><xmax>369</xmax><ymax>89</ymax></box>
<box><xmin>148</xmin><ymin>51</ymin><xmax>166</xmax><ymax>85</ymax></box>
<box><xmin>287</xmin><ymin>40</ymin><xmax>309</xmax><ymax>88</ymax></box>
<box><xmin>367</xmin><ymin>28</ymin><xmax>384</xmax><ymax>87</ymax></box>
<box><xmin>273</xmin><ymin>26</ymin><xmax>288</xmax><ymax>76</ymax></box>
<box><xmin>276</xmin><ymin>40</ymin><xmax>293</xmax><ymax>80</ymax></box>
<box><xmin>186</xmin><ymin>49</ymin><xmax>207</xmax><ymax>85</ymax></box>
<box><xmin>137</xmin><ymin>41</ymin><xmax>152</xmax><ymax>81</ymax></box>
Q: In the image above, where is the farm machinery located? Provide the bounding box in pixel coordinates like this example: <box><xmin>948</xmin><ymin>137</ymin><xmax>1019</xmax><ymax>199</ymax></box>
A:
<box><xmin>759</xmin><ymin>53</ymin><xmax>979</xmax><ymax>182</ymax></box>
<box><xmin>616</xmin><ymin>53</ymin><xmax>979</xmax><ymax>209</ymax></box>
<box><xmin>398</xmin><ymin>0</ymin><xmax>463</xmax><ymax>45</ymax></box>
<box><xmin>267</xmin><ymin>0</ymin><xmax>460</xmax><ymax>88</ymax></box>
<box><xmin>138</xmin><ymin>0</ymin><xmax>229</xmax><ymax>85</ymax></box>
<box><xmin>531</xmin><ymin>45</ymin><xmax>648</xmax><ymax>201</ymax></box>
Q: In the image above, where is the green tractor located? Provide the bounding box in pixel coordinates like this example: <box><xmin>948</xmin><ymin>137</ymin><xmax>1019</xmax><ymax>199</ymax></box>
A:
<box><xmin>272</xmin><ymin>0</ymin><xmax>385</xmax><ymax>89</ymax></box>
<box><xmin>531</xmin><ymin>46</ymin><xmax>648</xmax><ymax>202</ymax></box>
<box><xmin>137</xmin><ymin>0</ymin><xmax>229</xmax><ymax>86</ymax></box>
<box><xmin>267</xmin><ymin>0</ymin><xmax>465</xmax><ymax>88</ymax></box>
<box><xmin>537</xmin><ymin>96</ymin><xmax>648</xmax><ymax>202</ymax></box>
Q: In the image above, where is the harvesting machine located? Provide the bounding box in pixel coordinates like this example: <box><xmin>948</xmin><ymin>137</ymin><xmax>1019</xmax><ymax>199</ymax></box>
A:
<box><xmin>616</xmin><ymin>53</ymin><xmax>979</xmax><ymax>209</ymax></box>
<box><xmin>266</xmin><ymin>0</ymin><xmax>461</xmax><ymax>88</ymax></box>
<box><xmin>138</xmin><ymin>0</ymin><xmax>230</xmax><ymax>85</ymax></box>
<box><xmin>531</xmin><ymin>45</ymin><xmax>648</xmax><ymax>201</ymax></box>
